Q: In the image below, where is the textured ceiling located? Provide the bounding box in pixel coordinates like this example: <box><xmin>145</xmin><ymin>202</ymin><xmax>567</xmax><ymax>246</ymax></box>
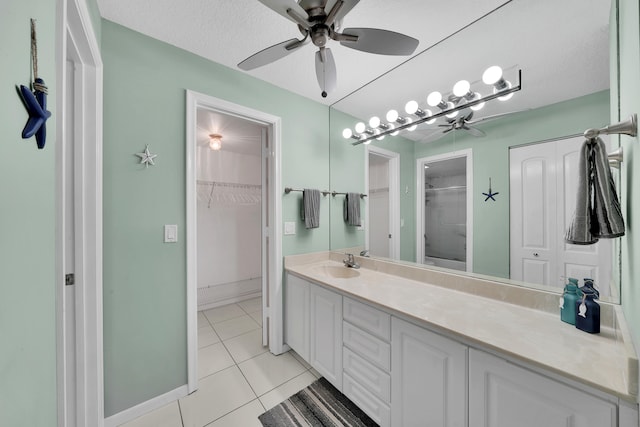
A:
<box><xmin>98</xmin><ymin>0</ymin><xmax>612</xmax><ymax>145</ymax></box>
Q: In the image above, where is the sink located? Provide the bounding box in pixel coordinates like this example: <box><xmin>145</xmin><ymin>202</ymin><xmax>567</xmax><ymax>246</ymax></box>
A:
<box><xmin>313</xmin><ymin>265</ymin><xmax>361</xmax><ymax>279</ymax></box>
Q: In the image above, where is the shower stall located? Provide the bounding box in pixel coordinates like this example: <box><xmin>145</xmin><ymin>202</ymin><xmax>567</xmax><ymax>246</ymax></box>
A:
<box><xmin>417</xmin><ymin>151</ymin><xmax>472</xmax><ymax>272</ymax></box>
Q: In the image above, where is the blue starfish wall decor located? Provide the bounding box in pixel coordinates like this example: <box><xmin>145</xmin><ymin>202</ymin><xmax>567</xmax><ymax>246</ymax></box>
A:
<box><xmin>482</xmin><ymin>177</ymin><xmax>499</xmax><ymax>202</ymax></box>
<box><xmin>19</xmin><ymin>78</ymin><xmax>51</xmax><ymax>149</ymax></box>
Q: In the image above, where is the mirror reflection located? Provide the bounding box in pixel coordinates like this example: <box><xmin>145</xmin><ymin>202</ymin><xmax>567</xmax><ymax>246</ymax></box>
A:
<box><xmin>329</xmin><ymin>0</ymin><xmax>621</xmax><ymax>303</ymax></box>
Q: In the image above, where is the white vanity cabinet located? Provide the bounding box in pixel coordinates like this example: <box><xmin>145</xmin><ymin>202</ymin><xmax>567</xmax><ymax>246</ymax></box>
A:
<box><xmin>391</xmin><ymin>317</ymin><xmax>468</xmax><ymax>427</ymax></box>
<box><xmin>309</xmin><ymin>283</ymin><xmax>343</xmax><ymax>390</ymax></box>
<box><xmin>284</xmin><ymin>274</ymin><xmax>310</xmax><ymax>361</ymax></box>
<box><xmin>468</xmin><ymin>348</ymin><xmax>617</xmax><ymax>427</ymax></box>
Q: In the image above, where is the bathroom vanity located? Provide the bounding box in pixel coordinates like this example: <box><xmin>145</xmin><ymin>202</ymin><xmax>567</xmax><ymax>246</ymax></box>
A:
<box><xmin>284</xmin><ymin>252</ymin><xmax>639</xmax><ymax>427</ymax></box>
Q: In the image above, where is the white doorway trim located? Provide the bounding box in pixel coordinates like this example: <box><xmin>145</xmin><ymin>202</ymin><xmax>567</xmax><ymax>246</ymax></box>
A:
<box><xmin>185</xmin><ymin>91</ymin><xmax>283</xmax><ymax>393</ymax></box>
<box><xmin>416</xmin><ymin>149</ymin><xmax>473</xmax><ymax>271</ymax></box>
<box><xmin>364</xmin><ymin>145</ymin><xmax>401</xmax><ymax>260</ymax></box>
<box><xmin>56</xmin><ymin>0</ymin><xmax>104</xmax><ymax>425</ymax></box>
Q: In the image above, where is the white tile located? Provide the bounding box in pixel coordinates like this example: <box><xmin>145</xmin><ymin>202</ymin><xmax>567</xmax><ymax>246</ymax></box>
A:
<box><xmin>198</xmin><ymin>325</ymin><xmax>220</xmax><ymax>348</ymax></box>
<box><xmin>179</xmin><ymin>366</ymin><xmax>256</xmax><ymax>427</ymax></box>
<box><xmin>224</xmin><ymin>329</ymin><xmax>268</xmax><ymax>363</ymax></box>
<box><xmin>203</xmin><ymin>304</ymin><xmax>246</xmax><ymax>324</ymax></box>
<box><xmin>247</xmin><ymin>310</ymin><xmax>263</xmax><ymax>326</ymax></box>
<box><xmin>259</xmin><ymin>371</ymin><xmax>317</xmax><ymax>410</ymax></box>
<box><xmin>198</xmin><ymin>342</ymin><xmax>235</xmax><ymax>379</ymax></box>
<box><xmin>205</xmin><ymin>399</ymin><xmax>265</xmax><ymax>427</ymax></box>
<box><xmin>238</xmin><ymin>297</ymin><xmax>262</xmax><ymax>314</ymax></box>
<box><xmin>119</xmin><ymin>401</ymin><xmax>182</xmax><ymax>427</ymax></box>
<box><xmin>198</xmin><ymin>311</ymin><xmax>210</xmax><ymax>329</ymax></box>
<box><xmin>238</xmin><ymin>351</ymin><xmax>307</xmax><ymax>396</ymax></box>
<box><xmin>289</xmin><ymin>350</ymin><xmax>312</xmax><ymax>369</ymax></box>
<box><xmin>213</xmin><ymin>315</ymin><xmax>260</xmax><ymax>341</ymax></box>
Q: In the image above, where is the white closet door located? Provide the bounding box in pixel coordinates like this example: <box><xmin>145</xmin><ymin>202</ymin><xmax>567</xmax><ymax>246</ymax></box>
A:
<box><xmin>510</xmin><ymin>143</ymin><xmax>557</xmax><ymax>285</ymax></box>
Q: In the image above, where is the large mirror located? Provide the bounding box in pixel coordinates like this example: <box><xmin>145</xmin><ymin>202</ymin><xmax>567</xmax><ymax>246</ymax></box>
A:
<box><xmin>329</xmin><ymin>0</ymin><xmax>623</xmax><ymax>303</ymax></box>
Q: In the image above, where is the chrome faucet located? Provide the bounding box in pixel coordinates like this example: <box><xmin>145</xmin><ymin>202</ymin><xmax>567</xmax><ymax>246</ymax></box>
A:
<box><xmin>359</xmin><ymin>250</ymin><xmax>370</xmax><ymax>257</ymax></box>
<box><xmin>343</xmin><ymin>253</ymin><xmax>360</xmax><ymax>269</ymax></box>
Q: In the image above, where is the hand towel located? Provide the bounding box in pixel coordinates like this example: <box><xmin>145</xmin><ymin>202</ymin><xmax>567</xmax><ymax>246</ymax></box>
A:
<box><xmin>565</xmin><ymin>140</ymin><xmax>597</xmax><ymax>244</ymax></box>
<box><xmin>565</xmin><ymin>137</ymin><xmax>625</xmax><ymax>244</ymax></box>
<box><xmin>591</xmin><ymin>137</ymin><xmax>625</xmax><ymax>238</ymax></box>
<box><xmin>302</xmin><ymin>189</ymin><xmax>321</xmax><ymax>229</ymax></box>
<box><xmin>344</xmin><ymin>192</ymin><xmax>361</xmax><ymax>226</ymax></box>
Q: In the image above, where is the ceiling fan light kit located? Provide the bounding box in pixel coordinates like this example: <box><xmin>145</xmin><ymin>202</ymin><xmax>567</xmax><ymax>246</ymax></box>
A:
<box><xmin>343</xmin><ymin>66</ymin><xmax>522</xmax><ymax>146</ymax></box>
<box><xmin>238</xmin><ymin>0</ymin><xmax>419</xmax><ymax>97</ymax></box>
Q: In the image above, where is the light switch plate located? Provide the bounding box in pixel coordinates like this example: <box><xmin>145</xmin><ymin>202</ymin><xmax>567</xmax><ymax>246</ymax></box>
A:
<box><xmin>164</xmin><ymin>224</ymin><xmax>178</xmax><ymax>243</ymax></box>
<box><xmin>284</xmin><ymin>221</ymin><xmax>296</xmax><ymax>235</ymax></box>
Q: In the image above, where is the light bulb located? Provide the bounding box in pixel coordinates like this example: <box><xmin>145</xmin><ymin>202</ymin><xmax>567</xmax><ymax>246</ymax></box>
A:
<box><xmin>209</xmin><ymin>139</ymin><xmax>221</xmax><ymax>150</ymax></box>
<box><xmin>495</xmin><ymin>81</ymin><xmax>514</xmax><ymax>101</ymax></box>
<box><xmin>453</xmin><ymin>80</ymin><xmax>470</xmax><ymax>97</ymax></box>
<box><xmin>355</xmin><ymin>122</ymin><xmax>366</xmax><ymax>134</ymax></box>
<box><xmin>424</xmin><ymin>109</ymin><xmax>436</xmax><ymax>125</ymax></box>
<box><xmin>405</xmin><ymin>100</ymin><xmax>419</xmax><ymax>115</ymax></box>
<box><xmin>445</xmin><ymin>103</ymin><xmax>458</xmax><ymax>118</ymax></box>
<box><xmin>375</xmin><ymin>129</ymin><xmax>385</xmax><ymax>140</ymax></box>
<box><xmin>482</xmin><ymin>65</ymin><xmax>503</xmax><ymax>85</ymax></box>
<box><xmin>386</xmin><ymin>109</ymin><xmax>399</xmax><ymax>122</ymax></box>
<box><xmin>369</xmin><ymin>116</ymin><xmax>381</xmax><ymax>128</ymax></box>
<box><xmin>427</xmin><ymin>91</ymin><xmax>442</xmax><ymax>107</ymax></box>
<box><xmin>470</xmin><ymin>93</ymin><xmax>485</xmax><ymax>111</ymax></box>
<box><xmin>389</xmin><ymin>124</ymin><xmax>399</xmax><ymax>136</ymax></box>
<box><xmin>406</xmin><ymin>117</ymin><xmax>417</xmax><ymax>131</ymax></box>
<box><xmin>342</xmin><ymin>128</ymin><xmax>353</xmax><ymax>139</ymax></box>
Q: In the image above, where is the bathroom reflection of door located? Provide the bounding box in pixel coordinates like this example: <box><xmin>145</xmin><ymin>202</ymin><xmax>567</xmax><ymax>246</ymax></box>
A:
<box><xmin>509</xmin><ymin>137</ymin><xmax>612</xmax><ymax>295</ymax></box>
<box><xmin>417</xmin><ymin>150</ymin><xmax>473</xmax><ymax>272</ymax></box>
<box><xmin>366</xmin><ymin>146</ymin><xmax>400</xmax><ymax>260</ymax></box>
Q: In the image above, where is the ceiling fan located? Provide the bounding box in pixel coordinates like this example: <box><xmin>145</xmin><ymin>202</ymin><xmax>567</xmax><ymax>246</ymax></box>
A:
<box><xmin>238</xmin><ymin>0</ymin><xmax>419</xmax><ymax>98</ymax></box>
<box><xmin>417</xmin><ymin>109</ymin><xmax>527</xmax><ymax>143</ymax></box>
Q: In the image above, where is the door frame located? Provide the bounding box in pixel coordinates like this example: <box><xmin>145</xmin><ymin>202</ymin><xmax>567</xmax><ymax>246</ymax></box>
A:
<box><xmin>185</xmin><ymin>91</ymin><xmax>283</xmax><ymax>393</ymax></box>
<box><xmin>364</xmin><ymin>145</ymin><xmax>401</xmax><ymax>260</ymax></box>
<box><xmin>56</xmin><ymin>0</ymin><xmax>104</xmax><ymax>425</ymax></box>
<box><xmin>416</xmin><ymin>149</ymin><xmax>473</xmax><ymax>271</ymax></box>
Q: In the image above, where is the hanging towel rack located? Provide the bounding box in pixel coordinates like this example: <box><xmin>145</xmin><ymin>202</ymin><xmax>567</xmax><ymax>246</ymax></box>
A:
<box><xmin>583</xmin><ymin>114</ymin><xmax>637</xmax><ymax>169</ymax></box>
<box><xmin>284</xmin><ymin>187</ymin><xmax>330</xmax><ymax>196</ymax></box>
<box><xmin>583</xmin><ymin>114</ymin><xmax>637</xmax><ymax>139</ymax></box>
<box><xmin>331</xmin><ymin>191</ymin><xmax>367</xmax><ymax>199</ymax></box>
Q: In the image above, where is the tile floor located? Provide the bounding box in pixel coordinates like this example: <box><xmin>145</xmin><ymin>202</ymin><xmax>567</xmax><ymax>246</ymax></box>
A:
<box><xmin>119</xmin><ymin>297</ymin><xmax>320</xmax><ymax>427</ymax></box>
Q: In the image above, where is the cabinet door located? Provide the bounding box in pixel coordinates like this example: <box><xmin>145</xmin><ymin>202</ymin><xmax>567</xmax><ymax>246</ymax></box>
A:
<box><xmin>284</xmin><ymin>274</ymin><xmax>310</xmax><ymax>361</ymax></box>
<box><xmin>391</xmin><ymin>317</ymin><xmax>467</xmax><ymax>427</ymax></box>
<box><xmin>469</xmin><ymin>348</ymin><xmax>616</xmax><ymax>427</ymax></box>
<box><xmin>310</xmin><ymin>283</ymin><xmax>343</xmax><ymax>390</ymax></box>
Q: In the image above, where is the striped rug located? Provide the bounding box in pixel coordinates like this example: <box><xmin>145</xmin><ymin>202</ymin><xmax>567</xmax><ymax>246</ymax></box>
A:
<box><xmin>258</xmin><ymin>377</ymin><xmax>379</xmax><ymax>427</ymax></box>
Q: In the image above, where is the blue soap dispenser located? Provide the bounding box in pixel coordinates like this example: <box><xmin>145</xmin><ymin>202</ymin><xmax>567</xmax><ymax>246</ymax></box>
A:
<box><xmin>575</xmin><ymin>278</ymin><xmax>600</xmax><ymax>334</ymax></box>
<box><xmin>560</xmin><ymin>278</ymin><xmax>579</xmax><ymax>325</ymax></box>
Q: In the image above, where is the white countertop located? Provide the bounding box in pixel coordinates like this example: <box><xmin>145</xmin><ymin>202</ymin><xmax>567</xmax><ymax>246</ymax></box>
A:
<box><xmin>285</xmin><ymin>252</ymin><xmax>638</xmax><ymax>402</ymax></box>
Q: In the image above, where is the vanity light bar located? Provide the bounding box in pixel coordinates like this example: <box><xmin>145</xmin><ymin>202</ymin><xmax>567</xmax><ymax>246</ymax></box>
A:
<box><xmin>345</xmin><ymin>68</ymin><xmax>522</xmax><ymax>146</ymax></box>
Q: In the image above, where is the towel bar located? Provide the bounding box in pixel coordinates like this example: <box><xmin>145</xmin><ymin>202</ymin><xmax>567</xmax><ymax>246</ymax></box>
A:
<box><xmin>584</xmin><ymin>114</ymin><xmax>637</xmax><ymax>139</ymax></box>
<box><xmin>284</xmin><ymin>187</ymin><xmax>330</xmax><ymax>196</ymax></box>
<box><xmin>331</xmin><ymin>191</ymin><xmax>367</xmax><ymax>198</ymax></box>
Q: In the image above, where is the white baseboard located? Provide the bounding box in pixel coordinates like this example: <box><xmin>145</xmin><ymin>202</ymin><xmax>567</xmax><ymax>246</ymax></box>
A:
<box><xmin>198</xmin><ymin>278</ymin><xmax>261</xmax><ymax>311</ymax></box>
<box><xmin>103</xmin><ymin>384</ymin><xmax>189</xmax><ymax>427</ymax></box>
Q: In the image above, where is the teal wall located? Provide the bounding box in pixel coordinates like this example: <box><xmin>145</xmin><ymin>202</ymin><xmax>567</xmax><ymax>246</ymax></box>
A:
<box><xmin>617</xmin><ymin>0</ymin><xmax>640</xmax><ymax>360</ymax></box>
<box><xmin>0</xmin><ymin>0</ymin><xmax>57</xmax><ymax>425</ymax></box>
<box><xmin>101</xmin><ymin>20</ymin><xmax>330</xmax><ymax>416</ymax></box>
<box><xmin>412</xmin><ymin>91</ymin><xmax>610</xmax><ymax>278</ymax></box>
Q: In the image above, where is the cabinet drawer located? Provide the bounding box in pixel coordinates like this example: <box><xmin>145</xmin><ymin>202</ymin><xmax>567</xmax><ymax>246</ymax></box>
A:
<box><xmin>343</xmin><ymin>297</ymin><xmax>390</xmax><ymax>341</ymax></box>
<box><xmin>343</xmin><ymin>321</ymin><xmax>391</xmax><ymax>371</ymax></box>
<box><xmin>343</xmin><ymin>347</ymin><xmax>391</xmax><ymax>403</ymax></box>
<box><xmin>343</xmin><ymin>372</ymin><xmax>391</xmax><ymax>427</ymax></box>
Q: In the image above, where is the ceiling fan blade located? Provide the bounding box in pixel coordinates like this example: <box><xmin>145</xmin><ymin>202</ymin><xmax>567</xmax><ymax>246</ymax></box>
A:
<box><xmin>238</xmin><ymin>38</ymin><xmax>307</xmax><ymax>71</ymax></box>
<box><xmin>315</xmin><ymin>47</ymin><xmax>337</xmax><ymax>97</ymax></box>
<box><xmin>258</xmin><ymin>0</ymin><xmax>310</xmax><ymax>25</ymax></box>
<box><xmin>462</xmin><ymin>125</ymin><xmax>486</xmax><ymax>137</ymax></box>
<box><xmin>467</xmin><ymin>109</ymin><xmax>529</xmax><ymax>125</ymax></box>
<box><xmin>339</xmin><ymin>28</ymin><xmax>419</xmax><ymax>55</ymax></box>
<box><xmin>325</xmin><ymin>0</ymin><xmax>360</xmax><ymax>26</ymax></box>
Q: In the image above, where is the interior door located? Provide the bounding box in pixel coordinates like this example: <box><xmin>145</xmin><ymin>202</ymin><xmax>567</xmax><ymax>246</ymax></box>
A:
<box><xmin>510</xmin><ymin>137</ymin><xmax>612</xmax><ymax>292</ymax></box>
<box><xmin>368</xmin><ymin>153</ymin><xmax>391</xmax><ymax>258</ymax></box>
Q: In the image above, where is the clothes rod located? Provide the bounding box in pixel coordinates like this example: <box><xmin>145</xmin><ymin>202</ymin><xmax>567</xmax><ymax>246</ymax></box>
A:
<box><xmin>584</xmin><ymin>114</ymin><xmax>637</xmax><ymax>139</ymax></box>
<box><xmin>284</xmin><ymin>187</ymin><xmax>330</xmax><ymax>196</ymax></box>
<box><xmin>331</xmin><ymin>191</ymin><xmax>367</xmax><ymax>198</ymax></box>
